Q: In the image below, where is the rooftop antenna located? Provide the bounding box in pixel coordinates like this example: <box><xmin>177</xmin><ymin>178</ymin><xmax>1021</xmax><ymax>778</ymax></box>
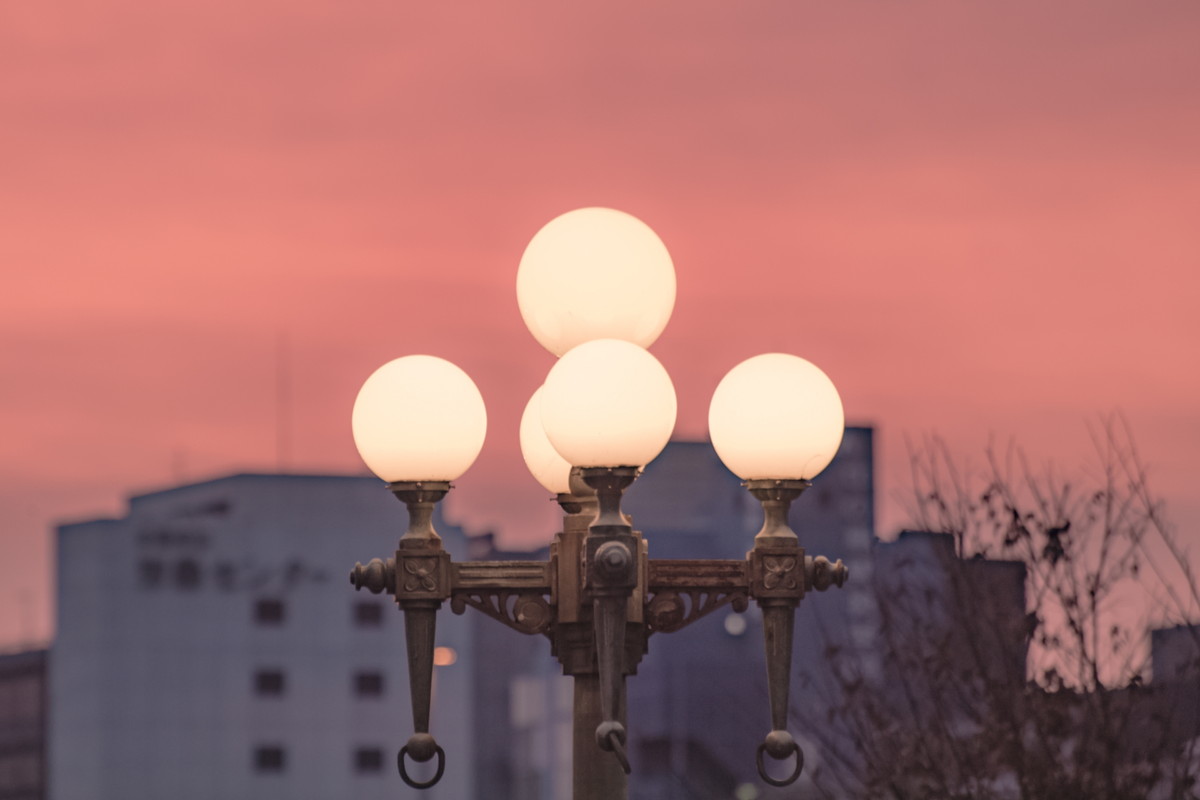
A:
<box><xmin>18</xmin><ymin>589</ymin><xmax>35</xmax><ymax>648</ymax></box>
<box><xmin>171</xmin><ymin>446</ymin><xmax>188</xmax><ymax>482</ymax></box>
<box><xmin>276</xmin><ymin>330</ymin><xmax>292</xmax><ymax>472</ymax></box>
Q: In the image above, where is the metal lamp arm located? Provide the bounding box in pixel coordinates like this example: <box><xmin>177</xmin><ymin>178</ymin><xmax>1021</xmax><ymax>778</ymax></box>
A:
<box><xmin>447</xmin><ymin>560</ymin><xmax>555</xmax><ymax>635</ymax></box>
<box><xmin>644</xmin><ymin>559</ymin><xmax>750</xmax><ymax>634</ymax></box>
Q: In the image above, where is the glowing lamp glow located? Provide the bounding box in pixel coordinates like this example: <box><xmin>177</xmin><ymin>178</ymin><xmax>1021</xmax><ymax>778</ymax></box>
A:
<box><xmin>708</xmin><ymin>354</ymin><xmax>844</xmax><ymax>480</ymax></box>
<box><xmin>540</xmin><ymin>339</ymin><xmax>677</xmax><ymax>468</ymax></box>
<box><xmin>519</xmin><ymin>386</ymin><xmax>573</xmax><ymax>495</ymax></box>
<box><xmin>517</xmin><ymin>207</ymin><xmax>676</xmax><ymax>356</ymax></box>
<box><xmin>351</xmin><ymin>355</ymin><xmax>487</xmax><ymax>482</ymax></box>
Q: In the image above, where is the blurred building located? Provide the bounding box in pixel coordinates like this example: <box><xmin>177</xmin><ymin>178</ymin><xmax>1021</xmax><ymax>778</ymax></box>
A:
<box><xmin>1144</xmin><ymin>622</ymin><xmax>1200</xmax><ymax>760</ymax></box>
<box><xmin>50</xmin><ymin>474</ymin><xmax>475</xmax><ymax>800</ymax></box>
<box><xmin>0</xmin><ymin>648</ymin><xmax>46</xmax><ymax>800</ymax></box>
<box><xmin>1151</xmin><ymin>623</ymin><xmax>1200</xmax><ymax>684</ymax></box>
<box><xmin>873</xmin><ymin>530</ymin><xmax>1028</xmax><ymax>684</ymax></box>
<box><xmin>464</xmin><ymin>534</ymin><xmax>568</xmax><ymax>800</ymax></box>
<box><xmin>44</xmin><ymin>430</ymin><xmax>890</xmax><ymax>800</ymax></box>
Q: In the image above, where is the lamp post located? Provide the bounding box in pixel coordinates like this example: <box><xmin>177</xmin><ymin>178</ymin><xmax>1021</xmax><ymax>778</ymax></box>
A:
<box><xmin>348</xmin><ymin>208</ymin><xmax>848</xmax><ymax>798</ymax></box>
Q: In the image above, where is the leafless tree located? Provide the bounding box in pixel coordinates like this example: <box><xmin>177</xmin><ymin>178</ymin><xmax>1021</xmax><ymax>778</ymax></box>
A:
<box><xmin>794</xmin><ymin>417</ymin><xmax>1200</xmax><ymax>800</ymax></box>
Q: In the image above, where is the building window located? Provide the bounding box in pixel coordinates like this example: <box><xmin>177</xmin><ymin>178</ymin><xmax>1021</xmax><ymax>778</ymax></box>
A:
<box><xmin>0</xmin><ymin>748</ymin><xmax>41</xmax><ymax>793</ymax></box>
<box><xmin>138</xmin><ymin>559</ymin><xmax>164</xmax><ymax>588</ymax></box>
<box><xmin>354</xmin><ymin>671</ymin><xmax>384</xmax><ymax>697</ymax></box>
<box><xmin>175</xmin><ymin>558</ymin><xmax>202</xmax><ymax>590</ymax></box>
<box><xmin>253</xmin><ymin>745</ymin><xmax>286</xmax><ymax>773</ymax></box>
<box><xmin>354</xmin><ymin>601</ymin><xmax>384</xmax><ymax>628</ymax></box>
<box><xmin>354</xmin><ymin>747</ymin><xmax>384</xmax><ymax>774</ymax></box>
<box><xmin>255</xmin><ymin>599</ymin><xmax>285</xmax><ymax>626</ymax></box>
<box><xmin>254</xmin><ymin>669</ymin><xmax>286</xmax><ymax>697</ymax></box>
<box><xmin>214</xmin><ymin>561</ymin><xmax>237</xmax><ymax>591</ymax></box>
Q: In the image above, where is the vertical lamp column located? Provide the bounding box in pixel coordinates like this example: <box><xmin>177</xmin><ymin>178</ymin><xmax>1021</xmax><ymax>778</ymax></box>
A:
<box><xmin>350</xmin><ymin>355</ymin><xmax>487</xmax><ymax>788</ymax></box>
<box><xmin>517</xmin><ymin>207</ymin><xmax>678</xmax><ymax>788</ymax></box>
<box><xmin>344</xmin><ymin>206</ymin><xmax>853</xmax><ymax>796</ymax></box>
<box><xmin>709</xmin><ymin>353</ymin><xmax>847</xmax><ymax>785</ymax></box>
<box><xmin>541</xmin><ymin>338</ymin><xmax>678</xmax><ymax>774</ymax></box>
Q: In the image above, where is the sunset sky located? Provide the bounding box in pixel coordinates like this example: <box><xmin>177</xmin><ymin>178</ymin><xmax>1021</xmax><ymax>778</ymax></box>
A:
<box><xmin>2</xmin><ymin>1</ymin><xmax>1198</xmax><ymax>647</ymax></box>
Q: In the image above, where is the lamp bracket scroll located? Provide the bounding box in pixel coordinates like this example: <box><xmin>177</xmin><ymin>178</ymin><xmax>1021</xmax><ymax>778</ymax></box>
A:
<box><xmin>645</xmin><ymin>559</ymin><xmax>750</xmax><ymax>634</ymax></box>
<box><xmin>449</xmin><ymin>560</ymin><xmax>555</xmax><ymax>636</ymax></box>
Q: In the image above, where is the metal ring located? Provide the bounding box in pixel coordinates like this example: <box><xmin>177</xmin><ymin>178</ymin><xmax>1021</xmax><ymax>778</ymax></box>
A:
<box><xmin>756</xmin><ymin>739</ymin><xmax>803</xmax><ymax>787</ymax></box>
<box><xmin>398</xmin><ymin>743</ymin><xmax>446</xmax><ymax>789</ymax></box>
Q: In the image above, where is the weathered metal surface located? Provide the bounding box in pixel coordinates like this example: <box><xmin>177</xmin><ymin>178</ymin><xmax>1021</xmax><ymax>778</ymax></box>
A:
<box><xmin>574</xmin><ymin>674</ymin><xmax>628</xmax><ymax>800</ymax></box>
<box><xmin>399</xmin><ymin>604</ymin><xmax>443</xmax><ymax>788</ymax></box>
<box><xmin>645</xmin><ymin>558</ymin><xmax>751</xmax><ymax>632</ymax></box>
<box><xmin>449</xmin><ymin>589</ymin><xmax>553</xmax><ymax>635</ymax></box>
<box><xmin>756</xmin><ymin>604</ymin><xmax>802</xmax><ymax>786</ymax></box>
<box><xmin>349</xmin><ymin>556</ymin><xmax>394</xmax><ymax>594</ymax></box>
<box><xmin>451</xmin><ymin>560</ymin><xmax>551</xmax><ymax>589</ymax></box>
<box><xmin>745</xmin><ymin>478</ymin><xmax>810</xmax><ymax>545</ymax></box>
<box><xmin>580</xmin><ymin>466</ymin><xmax>640</xmax><ymax>778</ymax></box>
<box><xmin>749</xmin><ymin>545</ymin><xmax>806</xmax><ymax>601</ymax></box>
<box><xmin>806</xmin><ymin>554</ymin><xmax>849</xmax><ymax>591</ymax></box>
<box><xmin>394</xmin><ymin>550</ymin><xmax>452</xmax><ymax>601</ymax></box>
<box><xmin>350</xmin><ymin>468</ymin><xmax>851</xmax><ymax>798</ymax></box>
<box><xmin>644</xmin><ymin>587</ymin><xmax>750</xmax><ymax>633</ymax></box>
<box><xmin>648</xmin><ymin>558</ymin><xmax>748</xmax><ymax>587</ymax></box>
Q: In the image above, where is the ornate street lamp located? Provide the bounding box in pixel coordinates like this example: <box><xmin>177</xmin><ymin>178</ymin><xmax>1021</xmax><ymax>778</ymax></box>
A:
<box><xmin>348</xmin><ymin>208</ymin><xmax>848</xmax><ymax>798</ymax></box>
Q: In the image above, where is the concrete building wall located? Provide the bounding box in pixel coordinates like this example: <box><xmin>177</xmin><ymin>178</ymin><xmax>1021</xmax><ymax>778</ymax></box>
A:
<box><xmin>464</xmin><ymin>535</ymin><xmax>567</xmax><ymax>800</ymax></box>
<box><xmin>50</xmin><ymin>474</ymin><xmax>474</xmax><ymax>800</ymax></box>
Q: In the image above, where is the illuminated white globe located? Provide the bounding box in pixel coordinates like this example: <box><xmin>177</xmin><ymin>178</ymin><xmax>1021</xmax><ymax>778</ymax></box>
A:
<box><xmin>351</xmin><ymin>355</ymin><xmax>487</xmax><ymax>482</ymax></box>
<box><xmin>540</xmin><ymin>339</ymin><xmax>677</xmax><ymax>468</ymax></box>
<box><xmin>708</xmin><ymin>354</ymin><xmax>844</xmax><ymax>480</ymax></box>
<box><xmin>517</xmin><ymin>207</ymin><xmax>676</xmax><ymax>356</ymax></box>
<box><xmin>519</xmin><ymin>385</ymin><xmax>573</xmax><ymax>495</ymax></box>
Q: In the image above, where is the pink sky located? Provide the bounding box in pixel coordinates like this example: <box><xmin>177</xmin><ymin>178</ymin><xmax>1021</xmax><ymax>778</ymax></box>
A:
<box><xmin>2</xmin><ymin>1</ymin><xmax>1198</xmax><ymax>647</ymax></box>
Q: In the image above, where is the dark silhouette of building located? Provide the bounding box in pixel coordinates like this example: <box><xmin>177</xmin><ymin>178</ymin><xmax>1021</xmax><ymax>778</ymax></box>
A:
<box><xmin>1151</xmin><ymin>623</ymin><xmax>1200</xmax><ymax>684</ymax></box>
<box><xmin>873</xmin><ymin>530</ymin><xmax>1028</xmax><ymax>684</ymax></box>
<box><xmin>0</xmin><ymin>648</ymin><xmax>46</xmax><ymax>800</ymax></box>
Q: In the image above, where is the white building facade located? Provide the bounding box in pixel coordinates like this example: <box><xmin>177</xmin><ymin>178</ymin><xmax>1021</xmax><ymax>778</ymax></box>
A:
<box><xmin>50</xmin><ymin>474</ymin><xmax>474</xmax><ymax>800</ymax></box>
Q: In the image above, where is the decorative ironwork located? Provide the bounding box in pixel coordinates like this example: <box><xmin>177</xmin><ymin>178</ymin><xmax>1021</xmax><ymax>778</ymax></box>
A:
<box><xmin>351</xmin><ymin>469</ymin><xmax>850</xmax><ymax>796</ymax></box>
<box><xmin>645</xmin><ymin>588</ymin><xmax>749</xmax><ymax>633</ymax></box>
<box><xmin>645</xmin><ymin>558</ymin><xmax>750</xmax><ymax>634</ymax></box>
<box><xmin>450</xmin><ymin>589</ymin><xmax>553</xmax><ymax>635</ymax></box>
<box><xmin>402</xmin><ymin>558</ymin><xmax>440</xmax><ymax>593</ymax></box>
<box><xmin>750</xmin><ymin>546</ymin><xmax>806</xmax><ymax>600</ymax></box>
<box><xmin>762</xmin><ymin>555</ymin><xmax>800</xmax><ymax>591</ymax></box>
